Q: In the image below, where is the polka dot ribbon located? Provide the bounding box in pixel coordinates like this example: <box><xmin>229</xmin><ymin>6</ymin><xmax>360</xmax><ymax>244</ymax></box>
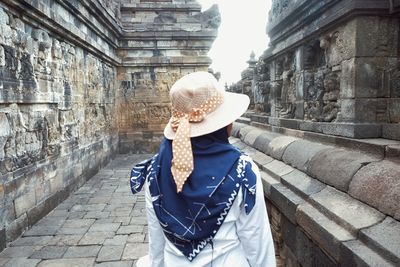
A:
<box><xmin>170</xmin><ymin>92</ymin><xmax>224</xmax><ymax>192</ymax></box>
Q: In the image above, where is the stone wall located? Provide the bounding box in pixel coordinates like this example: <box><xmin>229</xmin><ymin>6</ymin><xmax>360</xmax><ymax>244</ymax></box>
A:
<box><xmin>231</xmin><ymin>122</ymin><xmax>400</xmax><ymax>267</ymax></box>
<box><xmin>228</xmin><ymin>1</ymin><xmax>400</xmax><ymax>266</ymax></box>
<box><xmin>117</xmin><ymin>0</ymin><xmax>220</xmax><ymax>153</ymax></box>
<box><xmin>0</xmin><ymin>0</ymin><xmax>218</xmax><ymax>252</ymax></box>
<box><xmin>230</xmin><ymin>0</ymin><xmax>400</xmax><ymax>141</ymax></box>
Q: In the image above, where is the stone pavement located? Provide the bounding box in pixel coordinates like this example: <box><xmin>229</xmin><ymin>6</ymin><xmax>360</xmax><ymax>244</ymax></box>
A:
<box><xmin>0</xmin><ymin>154</ymin><xmax>152</xmax><ymax>267</ymax></box>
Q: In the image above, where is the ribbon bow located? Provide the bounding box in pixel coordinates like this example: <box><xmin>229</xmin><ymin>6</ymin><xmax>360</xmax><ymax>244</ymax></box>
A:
<box><xmin>170</xmin><ymin>92</ymin><xmax>224</xmax><ymax>192</ymax></box>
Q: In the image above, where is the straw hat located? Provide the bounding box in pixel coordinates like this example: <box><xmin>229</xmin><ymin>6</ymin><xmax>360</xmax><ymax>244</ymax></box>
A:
<box><xmin>164</xmin><ymin>71</ymin><xmax>249</xmax><ymax>139</ymax></box>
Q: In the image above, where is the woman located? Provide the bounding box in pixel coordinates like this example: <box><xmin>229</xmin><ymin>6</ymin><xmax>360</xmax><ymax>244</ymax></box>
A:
<box><xmin>130</xmin><ymin>72</ymin><xmax>276</xmax><ymax>267</ymax></box>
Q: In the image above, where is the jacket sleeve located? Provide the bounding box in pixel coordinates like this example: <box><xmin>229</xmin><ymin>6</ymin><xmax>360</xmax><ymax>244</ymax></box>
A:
<box><xmin>145</xmin><ymin>181</ymin><xmax>165</xmax><ymax>267</ymax></box>
<box><xmin>236</xmin><ymin>162</ymin><xmax>276</xmax><ymax>267</ymax></box>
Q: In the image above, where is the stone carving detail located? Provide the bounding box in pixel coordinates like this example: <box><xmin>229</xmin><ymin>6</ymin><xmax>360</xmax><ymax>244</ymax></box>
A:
<box><xmin>254</xmin><ymin>59</ymin><xmax>271</xmax><ymax>114</ymax></box>
<box><xmin>194</xmin><ymin>4</ymin><xmax>221</xmax><ymax>29</ymax></box>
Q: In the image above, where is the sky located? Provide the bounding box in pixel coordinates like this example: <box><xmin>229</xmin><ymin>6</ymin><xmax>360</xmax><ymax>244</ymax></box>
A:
<box><xmin>197</xmin><ymin>0</ymin><xmax>272</xmax><ymax>86</ymax></box>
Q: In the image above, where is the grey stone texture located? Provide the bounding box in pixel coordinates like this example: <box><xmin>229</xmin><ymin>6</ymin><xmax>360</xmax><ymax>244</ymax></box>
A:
<box><xmin>0</xmin><ymin>154</ymin><xmax>150</xmax><ymax>265</ymax></box>
<box><xmin>231</xmin><ymin>121</ymin><xmax>400</xmax><ymax>266</ymax></box>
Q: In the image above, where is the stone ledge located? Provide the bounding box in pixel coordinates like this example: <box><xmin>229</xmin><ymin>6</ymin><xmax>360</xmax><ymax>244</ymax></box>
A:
<box><xmin>230</xmin><ymin>121</ymin><xmax>400</xmax><ymax>266</ymax></box>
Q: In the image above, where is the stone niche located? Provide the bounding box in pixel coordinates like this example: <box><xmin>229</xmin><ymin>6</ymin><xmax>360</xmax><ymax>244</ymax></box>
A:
<box><xmin>230</xmin><ymin>0</ymin><xmax>400</xmax><ymax>141</ymax></box>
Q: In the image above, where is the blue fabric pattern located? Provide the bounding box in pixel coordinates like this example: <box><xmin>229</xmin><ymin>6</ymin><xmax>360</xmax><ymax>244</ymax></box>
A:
<box><xmin>130</xmin><ymin>127</ymin><xmax>257</xmax><ymax>261</ymax></box>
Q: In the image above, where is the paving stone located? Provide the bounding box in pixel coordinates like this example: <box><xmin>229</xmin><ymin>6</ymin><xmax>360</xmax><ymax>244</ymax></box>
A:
<box><xmin>84</xmin><ymin>211</ymin><xmax>111</xmax><ymax>219</ymax></box>
<box><xmin>104</xmin><ymin>235</ymin><xmax>128</xmax><ymax>246</ymax></box>
<box><xmin>10</xmin><ymin>236</ymin><xmax>53</xmax><ymax>247</ymax></box>
<box><xmin>37</xmin><ymin>258</ymin><xmax>96</xmax><ymax>267</ymax></box>
<box><xmin>57</xmin><ymin>227</ymin><xmax>89</xmax><ymax>235</ymax></box>
<box><xmin>310</xmin><ymin>186</ymin><xmax>385</xmax><ymax>233</ymax></box>
<box><xmin>63</xmin><ymin>245</ymin><xmax>101</xmax><ymax>258</ymax></box>
<box><xmin>67</xmin><ymin>212</ymin><xmax>87</xmax><ymax>219</ymax></box>
<box><xmin>95</xmin><ymin>261</ymin><xmax>133</xmax><ymax>267</ymax></box>
<box><xmin>79</xmin><ymin>232</ymin><xmax>115</xmax><ymax>245</ymax></box>
<box><xmin>2</xmin><ymin>258</ymin><xmax>41</xmax><ymax>267</ymax></box>
<box><xmin>114</xmin><ymin>217</ymin><xmax>132</xmax><ymax>225</ymax></box>
<box><xmin>23</xmin><ymin>226</ymin><xmax>60</xmax><ymax>237</ymax></box>
<box><xmin>47</xmin><ymin>235</ymin><xmax>83</xmax><ymax>246</ymax></box>
<box><xmin>360</xmin><ymin>217</ymin><xmax>400</xmax><ymax>265</ymax></box>
<box><xmin>96</xmin><ymin>245</ymin><xmax>125</xmax><ymax>262</ymax></box>
<box><xmin>117</xmin><ymin>225</ymin><xmax>144</xmax><ymax>235</ymax></box>
<box><xmin>122</xmin><ymin>243</ymin><xmax>148</xmax><ymax>260</ymax></box>
<box><xmin>62</xmin><ymin>219</ymin><xmax>95</xmax><ymax>228</ymax></box>
<box><xmin>127</xmin><ymin>234</ymin><xmax>145</xmax><ymax>243</ymax></box>
<box><xmin>0</xmin><ymin>246</ymin><xmax>42</xmax><ymax>258</ymax></box>
<box><xmin>31</xmin><ymin>246</ymin><xmax>68</xmax><ymax>259</ymax></box>
<box><xmin>260</xmin><ymin>171</ymin><xmax>280</xmax><ymax>197</ymax></box>
<box><xmin>129</xmin><ymin>217</ymin><xmax>147</xmax><ymax>226</ymax></box>
<box><xmin>89</xmin><ymin>223</ymin><xmax>121</xmax><ymax>232</ymax></box>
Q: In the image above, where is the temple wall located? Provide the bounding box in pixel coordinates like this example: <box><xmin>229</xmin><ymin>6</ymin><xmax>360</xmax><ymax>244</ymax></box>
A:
<box><xmin>230</xmin><ymin>1</ymin><xmax>400</xmax><ymax>266</ymax></box>
<box><xmin>0</xmin><ymin>0</ymin><xmax>122</xmax><ymax>250</ymax></box>
<box><xmin>0</xmin><ymin>0</ymin><xmax>218</xmax><ymax>251</ymax></box>
<box><xmin>117</xmin><ymin>0</ymin><xmax>219</xmax><ymax>153</ymax></box>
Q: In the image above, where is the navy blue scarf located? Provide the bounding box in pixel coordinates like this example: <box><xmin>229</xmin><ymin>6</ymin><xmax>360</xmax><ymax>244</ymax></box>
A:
<box><xmin>130</xmin><ymin>127</ymin><xmax>257</xmax><ymax>261</ymax></box>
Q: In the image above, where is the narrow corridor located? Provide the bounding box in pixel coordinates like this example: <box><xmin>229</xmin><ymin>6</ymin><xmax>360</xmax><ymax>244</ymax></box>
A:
<box><xmin>0</xmin><ymin>154</ymin><xmax>152</xmax><ymax>267</ymax></box>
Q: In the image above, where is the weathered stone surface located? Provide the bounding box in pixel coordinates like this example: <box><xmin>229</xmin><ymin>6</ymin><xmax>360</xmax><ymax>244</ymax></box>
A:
<box><xmin>253</xmin><ymin>132</ymin><xmax>281</xmax><ymax>154</ymax></box>
<box><xmin>266</xmin><ymin>136</ymin><xmax>298</xmax><ymax>160</ymax></box>
<box><xmin>281</xmin><ymin>169</ymin><xmax>326</xmax><ymax>198</ymax></box>
<box><xmin>262</xmin><ymin>160</ymin><xmax>294</xmax><ymax>179</ymax></box>
<box><xmin>239</xmin><ymin>125</ymin><xmax>256</xmax><ymax>141</ymax></box>
<box><xmin>308</xmin><ymin>148</ymin><xmax>380</xmax><ymax>192</ymax></box>
<box><xmin>121</xmin><ymin>243</ymin><xmax>148</xmax><ymax>260</ymax></box>
<box><xmin>243</xmin><ymin>128</ymin><xmax>263</xmax><ymax>146</ymax></box>
<box><xmin>31</xmin><ymin>246</ymin><xmax>68</xmax><ymax>259</ymax></box>
<box><xmin>349</xmin><ymin>160</ymin><xmax>400</xmax><ymax>219</ymax></box>
<box><xmin>282</xmin><ymin>140</ymin><xmax>330</xmax><ymax>172</ymax></box>
<box><xmin>270</xmin><ymin>183</ymin><xmax>304</xmax><ymax>224</ymax></box>
<box><xmin>341</xmin><ymin>239</ymin><xmax>397</xmax><ymax>267</ymax></box>
<box><xmin>296</xmin><ymin>203</ymin><xmax>355</xmax><ymax>261</ymax></box>
<box><xmin>310</xmin><ymin>186</ymin><xmax>385</xmax><ymax>233</ymax></box>
<box><xmin>37</xmin><ymin>258</ymin><xmax>96</xmax><ymax>267</ymax></box>
<box><xmin>63</xmin><ymin>245</ymin><xmax>101</xmax><ymax>258</ymax></box>
<box><xmin>96</xmin><ymin>245</ymin><xmax>125</xmax><ymax>262</ymax></box>
<box><xmin>360</xmin><ymin>217</ymin><xmax>400</xmax><ymax>265</ymax></box>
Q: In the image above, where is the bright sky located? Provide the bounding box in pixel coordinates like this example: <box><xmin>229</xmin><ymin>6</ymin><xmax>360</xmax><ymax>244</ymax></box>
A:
<box><xmin>197</xmin><ymin>0</ymin><xmax>272</xmax><ymax>86</ymax></box>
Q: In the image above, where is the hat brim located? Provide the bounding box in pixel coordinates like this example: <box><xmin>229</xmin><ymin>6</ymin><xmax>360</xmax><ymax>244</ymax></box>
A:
<box><xmin>164</xmin><ymin>91</ymin><xmax>250</xmax><ymax>140</ymax></box>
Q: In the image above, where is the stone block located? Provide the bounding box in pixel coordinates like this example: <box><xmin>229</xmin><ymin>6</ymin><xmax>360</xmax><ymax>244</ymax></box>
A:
<box><xmin>121</xmin><ymin>243</ymin><xmax>148</xmax><ymax>260</ymax></box>
<box><xmin>266</xmin><ymin>136</ymin><xmax>298</xmax><ymax>160</ymax></box>
<box><xmin>360</xmin><ymin>217</ymin><xmax>400</xmax><ymax>265</ymax></box>
<box><xmin>295</xmin><ymin>228</ymin><xmax>314</xmax><ymax>267</ymax></box>
<box><xmin>31</xmin><ymin>246</ymin><xmax>68</xmax><ymax>259</ymax></box>
<box><xmin>79</xmin><ymin>231</ymin><xmax>115</xmax><ymax>245</ymax></box>
<box><xmin>37</xmin><ymin>258</ymin><xmax>96</xmax><ymax>267</ymax></box>
<box><xmin>383</xmin><ymin>123</ymin><xmax>400</xmax><ymax>141</ymax></box>
<box><xmin>341</xmin><ymin>239</ymin><xmax>397</xmax><ymax>267</ymax></box>
<box><xmin>232</xmin><ymin>122</ymin><xmax>247</xmax><ymax>137</ymax></box>
<box><xmin>282</xmin><ymin>140</ymin><xmax>330</xmax><ymax>172</ymax></box>
<box><xmin>63</xmin><ymin>245</ymin><xmax>101</xmax><ymax>258</ymax></box>
<box><xmin>270</xmin><ymin>183</ymin><xmax>304</xmax><ymax>224</ymax></box>
<box><xmin>96</xmin><ymin>245</ymin><xmax>124</xmax><ymax>262</ymax></box>
<box><xmin>0</xmin><ymin>228</ymin><xmax>5</xmax><ymax>253</ymax></box>
<box><xmin>260</xmin><ymin>171</ymin><xmax>279</xmax><ymax>197</ymax></box>
<box><xmin>238</xmin><ymin>125</ymin><xmax>255</xmax><ymax>141</ymax></box>
<box><xmin>262</xmin><ymin>160</ymin><xmax>294</xmax><ymax>180</ymax></box>
<box><xmin>308</xmin><ymin>148</ymin><xmax>380</xmax><ymax>192</ymax></box>
<box><xmin>349</xmin><ymin>160</ymin><xmax>400</xmax><ymax>219</ymax></box>
<box><xmin>310</xmin><ymin>186</ymin><xmax>385</xmax><ymax>233</ymax></box>
<box><xmin>296</xmin><ymin>203</ymin><xmax>355</xmax><ymax>262</ymax></box>
<box><xmin>0</xmin><ymin>245</ymin><xmax>41</xmax><ymax>258</ymax></box>
<box><xmin>14</xmin><ymin>190</ymin><xmax>36</xmax><ymax>218</ymax></box>
<box><xmin>281</xmin><ymin>169</ymin><xmax>326</xmax><ymax>198</ymax></box>
<box><xmin>251</xmin><ymin>151</ymin><xmax>274</xmax><ymax>166</ymax></box>
<box><xmin>321</xmin><ymin>123</ymin><xmax>382</xmax><ymax>139</ymax></box>
<box><xmin>243</xmin><ymin>128</ymin><xmax>263</xmax><ymax>146</ymax></box>
<box><xmin>2</xmin><ymin>258</ymin><xmax>41</xmax><ymax>267</ymax></box>
<box><xmin>253</xmin><ymin>132</ymin><xmax>281</xmax><ymax>154</ymax></box>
